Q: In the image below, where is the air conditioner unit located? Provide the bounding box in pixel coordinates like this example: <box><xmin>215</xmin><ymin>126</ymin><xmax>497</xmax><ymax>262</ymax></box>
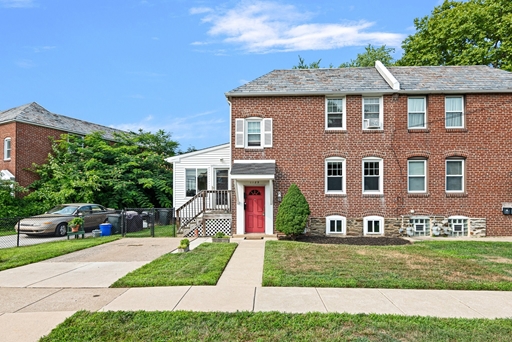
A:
<box><xmin>364</xmin><ymin>119</ymin><xmax>380</xmax><ymax>129</ymax></box>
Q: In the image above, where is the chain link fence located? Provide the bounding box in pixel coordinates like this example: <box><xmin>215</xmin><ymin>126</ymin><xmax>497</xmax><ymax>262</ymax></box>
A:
<box><xmin>0</xmin><ymin>207</ymin><xmax>176</xmax><ymax>249</ymax></box>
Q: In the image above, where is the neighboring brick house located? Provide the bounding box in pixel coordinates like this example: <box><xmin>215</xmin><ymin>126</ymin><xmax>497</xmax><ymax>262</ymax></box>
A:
<box><xmin>0</xmin><ymin>102</ymin><xmax>126</xmax><ymax>187</ymax></box>
<box><xmin>225</xmin><ymin>63</ymin><xmax>512</xmax><ymax>238</ymax></box>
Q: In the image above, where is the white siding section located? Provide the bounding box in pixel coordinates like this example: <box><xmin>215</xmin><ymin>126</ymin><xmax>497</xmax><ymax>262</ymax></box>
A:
<box><xmin>170</xmin><ymin>144</ymin><xmax>231</xmax><ymax>209</ymax></box>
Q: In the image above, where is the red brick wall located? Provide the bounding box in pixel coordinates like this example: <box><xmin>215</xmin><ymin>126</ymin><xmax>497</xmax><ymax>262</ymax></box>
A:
<box><xmin>229</xmin><ymin>93</ymin><xmax>512</xmax><ymax>236</ymax></box>
<box><xmin>15</xmin><ymin>123</ymin><xmax>66</xmax><ymax>187</ymax></box>
<box><xmin>0</xmin><ymin>122</ymin><xmax>17</xmax><ymax>180</ymax></box>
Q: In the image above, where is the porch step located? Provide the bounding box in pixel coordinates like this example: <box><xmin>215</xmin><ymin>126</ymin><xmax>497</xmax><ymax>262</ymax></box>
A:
<box><xmin>233</xmin><ymin>234</ymin><xmax>277</xmax><ymax>240</ymax></box>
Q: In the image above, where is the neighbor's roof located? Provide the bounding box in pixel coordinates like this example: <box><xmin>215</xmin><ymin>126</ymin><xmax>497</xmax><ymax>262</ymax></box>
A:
<box><xmin>0</xmin><ymin>102</ymin><xmax>126</xmax><ymax>140</ymax></box>
<box><xmin>226</xmin><ymin>65</ymin><xmax>512</xmax><ymax>96</ymax></box>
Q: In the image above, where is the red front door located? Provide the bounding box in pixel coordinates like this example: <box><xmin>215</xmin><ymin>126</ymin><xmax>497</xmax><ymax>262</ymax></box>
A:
<box><xmin>245</xmin><ymin>186</ymin><xmax>265</xmax><ymax>233</ymax></box>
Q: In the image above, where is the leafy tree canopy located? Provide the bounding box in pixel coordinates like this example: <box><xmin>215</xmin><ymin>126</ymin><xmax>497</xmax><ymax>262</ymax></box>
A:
<box><xmin>27</xmin><ymin>130</ymin><xmax>178</xmax><ymax>210</ymax></box>
<box><xmin>398</xmin><ymin>0</ymin><xmax>512</xmax><ymax>71</ymax></box>
<box><xmin>339</xmin><ymin>45</ymin><xmax>395</xmax><ymax>68</ymax></box>
<box><xmin>292</xmin><ymin>45</ymin><xmax>395</xmax><ymax>69</ymax></box>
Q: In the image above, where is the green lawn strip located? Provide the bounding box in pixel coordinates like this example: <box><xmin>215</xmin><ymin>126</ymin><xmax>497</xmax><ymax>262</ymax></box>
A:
<box><xmin>111</xmin><ymin>242</ymin><xmax>237</xmax><ymax>287</ymax></box>
<box><xmin>0</xmin><ymin>236</ymin><xmax>119</xmax><ymax>271</ymax></box>
<box><xmin>124</xmin><ymin>225</ymin><xmax>176</xmax><ymax>237</ymax></box>
<box><xmin>41</xmin><ymin>310</ymin><xmax>512</xmax><ymax>342</ymax></box>
<box><xmin>263</xmin><ymin>240</ymin><xmax>512</xmax><ymax>290</ymax></box>
<box><xmin>0</xmin><ymin>231</ymin><xmax>16</xmax><ymax>236</ymax></box>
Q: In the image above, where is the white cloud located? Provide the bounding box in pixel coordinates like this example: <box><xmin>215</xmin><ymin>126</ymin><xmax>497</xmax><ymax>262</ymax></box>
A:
<box><xmin>193</xmin><ymin>1</ymin><xmax>405</xmax><ymax>53</ymax></box>
<box><xmin>33</xmin><ymin>46</ymin><xmax>56</xmax><ymax>53</ymax></box>
<box><xmin>0</xmin><ymin>0</ymin><xmax>36</xmax><ymax>8</ymax></box>
<box><xmin>16</xmin><ymin>59</ymin><xmax>35</xmax><ymax>68</ymax></box>
<box><xmin>111</xmin><ymin>110</ymin><xmax>228</xmax><ymax>149</ymax></box>
<box><xmin>190</xmin><ymin>7</ymin><xmax>212</xmax><ymax>15</ymax></box>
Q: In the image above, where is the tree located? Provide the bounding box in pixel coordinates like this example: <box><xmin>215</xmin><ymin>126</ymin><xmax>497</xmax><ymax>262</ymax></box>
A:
<box><xmin>0</xmin><ymin>180</ymin><xmax>40</xmax><ymax>217</ymax></box>
<box><xmin>292</xmin><ymin>55</ymin><xmax>322</xmax><ymax>69</ymax></box>
<box><xmin>398</xmin><ymin>0</ymin><xmax>512</xmax><ymax>71</ymax></box>
<box><xmin>27</xmin><ymin>130</ymin><xmax>178</xmax><ymax>210</ymax></box>
<box><xmin>339</xmin><ymin>44</ymin><xmax>395</xmax><ymax>68</ymax></box>
<box><xmin>275</xmin><ymin>184</ymin><xmax>310</xmax><ymax>239</ymax></box>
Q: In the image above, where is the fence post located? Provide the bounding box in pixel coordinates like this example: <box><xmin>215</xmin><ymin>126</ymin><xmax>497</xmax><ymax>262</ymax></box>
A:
<box><xmin>151</xmin><ymin>208</ymin><xmax>155</xmax><ymax>238</ymax></box>
<box><xmin>17</xmin><ymin>218</ymin><xmax>20</xmax><ymax>247</ymax></box>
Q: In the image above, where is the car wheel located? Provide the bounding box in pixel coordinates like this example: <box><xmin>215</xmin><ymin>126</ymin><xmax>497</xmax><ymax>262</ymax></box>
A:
<box><xmin>55</xmin><ymin>223</ymin><xmax>67</xmax><ymax>237</ymax></box>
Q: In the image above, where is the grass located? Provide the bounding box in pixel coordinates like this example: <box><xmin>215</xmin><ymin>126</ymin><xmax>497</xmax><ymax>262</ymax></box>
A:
<box><xmin>263</xmin><ymin>240</ymin><xmax>512</xmax><ymax>290</ymax></box>
<box><xmin>0</xmin><ymin>236</ymin><xmax>119</xmax><ymax>271</ymax></box>
<box><xmin>125</xmin><ymin>224</ymin><xmax>176</xmax><ymax>237</ymax></box>
<box><xmin>41</xmin><ymin>310</ymin><xmax>512</xmax><ymax>342</ymax></box>
<box><xmin>111</xmin><ymin>242</ymin><xmax>237</xmax><ymax>287</ymax></box>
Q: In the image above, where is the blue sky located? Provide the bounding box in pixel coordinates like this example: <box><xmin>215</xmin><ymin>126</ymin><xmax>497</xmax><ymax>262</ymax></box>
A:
<box><xmin>0</xmin><ymin>0</ymin><xmax>442</xmax><ymax>151</ymax></box>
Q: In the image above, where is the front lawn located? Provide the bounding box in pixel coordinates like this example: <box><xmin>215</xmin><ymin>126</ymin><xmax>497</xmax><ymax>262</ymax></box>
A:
<box><xmin>41</xmin><ymin>310</ymin><xmax>512</xmax><ymax>342</ymax></box>
<box><xmin>263</xmin><ymin>240</ymin><xmax>512</xmax><ymax>290</ymax></box>
<box><xmin>111</xmin><ymin>242</ymin><xmax>237</xmax><ymax>287</ymax></box>
<box><xmin>0</xmin><ymin>236</ymin><xmax>119</xmax><ymax>271</ymax></box>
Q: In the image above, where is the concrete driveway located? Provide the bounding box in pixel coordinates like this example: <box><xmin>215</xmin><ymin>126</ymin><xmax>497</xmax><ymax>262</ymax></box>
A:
<box><xmin>0</xmin><ymin>238</ymin><xmax>182</xmax><ymax>288</ymax></box>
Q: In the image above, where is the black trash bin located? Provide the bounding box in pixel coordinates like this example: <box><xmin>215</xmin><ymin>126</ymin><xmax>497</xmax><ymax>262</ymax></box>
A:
<box><xmin>125</xmin><ymin>211</ymin><xmax>143</xmax><ymax>233</ymax></box>
<box><xmin>158</xmin><ymin>209</ymin><xmax>170</xmax><ymax>225</ymax></box>
<box><xmin>107</xmin><ymin>214</ymin><xmax>122</xmax><ymax>235</ymax></box>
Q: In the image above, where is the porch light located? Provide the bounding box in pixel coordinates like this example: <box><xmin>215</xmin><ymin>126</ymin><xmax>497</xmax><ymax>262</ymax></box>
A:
<box><xmin>277</xmin><ymin>191</ymin><xmax>282</xmax><ymax>202</ymax></box>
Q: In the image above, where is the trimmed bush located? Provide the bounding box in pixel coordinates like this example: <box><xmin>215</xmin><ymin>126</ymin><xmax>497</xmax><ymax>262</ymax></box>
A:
<box><xmin>275</xmin><ymin>184</ymin><xmax>310</xmax><ymax>239</ymax></box>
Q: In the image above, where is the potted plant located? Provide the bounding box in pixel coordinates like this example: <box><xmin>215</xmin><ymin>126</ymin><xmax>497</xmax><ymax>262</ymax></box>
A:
<box><xmin>177</xmin><ymin>238</ymin><xmax>190</xmax><ymax>253</ymax></box>
<box><xmin>69</xmin><ymin>217</ymin><xmax>84</xmax><ymax>233</ymax></box>
<box><xmin>212</xmin><ymin>231</ymin><xmax>230</xmax><ymax>243</ymax></box>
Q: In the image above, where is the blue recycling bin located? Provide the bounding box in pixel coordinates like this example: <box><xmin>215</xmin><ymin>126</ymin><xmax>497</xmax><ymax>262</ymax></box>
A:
<box><xmin>99</xmin><ymin>223</ymin><xmax>112</xmax><ymax>236</ymax></box>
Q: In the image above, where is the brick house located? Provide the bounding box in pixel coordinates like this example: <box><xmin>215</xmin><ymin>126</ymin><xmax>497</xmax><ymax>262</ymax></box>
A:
<box><xmin>0</xmin><ymin>102</ymin><xmax>125</xmax><ymax>187</ymax></box>
<box><xmin>225</xmin><ymin>63</ymin><xmax>512</xmax><ymax>238</ymax></box>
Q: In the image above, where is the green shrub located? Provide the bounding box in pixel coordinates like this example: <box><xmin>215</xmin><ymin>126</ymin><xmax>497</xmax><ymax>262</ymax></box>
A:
<box><xmin>179</xmin><ymin>238</ymin><xmax>190</xmax><ymax>248</ymax></box>
<box><xmin>275</xmin><ymin>184</ymin><xmax>310</xmax><ymax>239</ymax></box>
<box><xmin>214</xmin><ymin>231</ymin><xmax>227</xmax><ymax>238</ymax></box>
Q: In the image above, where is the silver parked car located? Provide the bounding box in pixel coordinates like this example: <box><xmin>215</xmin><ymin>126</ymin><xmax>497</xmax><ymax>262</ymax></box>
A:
<box><xmin>16</xmin><ymin>203</ymin><xmax>116</xmax><ymax>237</ymax></box>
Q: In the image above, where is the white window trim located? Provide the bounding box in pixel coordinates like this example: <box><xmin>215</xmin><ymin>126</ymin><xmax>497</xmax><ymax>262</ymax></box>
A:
<box><xmin>362</xmin><ymin>96</ymin><xmax>383</xmax><ymax>130</ymax></box>
<box><xmin>326</xmin><ymin>215</ymin><xmax>346</xmax><ymax>235</ymax></box>
<box><xmin>325</xmin><ymin>157</ymin><xmax>346</xmax><ymax>194</ymax></box>
<box><xmin>185</xmin><ymin>168</ymin><xmax>208</xmax><ymax>197</ymax></box>
<box><xmin>447</xmin><ymin>216</ymin><xmax>469</xmax><ymax>236</ymax></box>
<box><xmin>235</xmin><ymin>118</ymin><xmax>272</xmax><ymax>149</ymax></box>
<box><xmin>325</xmin><ymin>97</ymin><xmax>346</xmax><ymax>130</ymax></box>
<box><xmin>445</xmin><ymin>159</ymin><xmax>465</xmax><ymax>193</ymax></box>
<box><xmin>3</xmin><ymin>137</ymin><xmax>11</xmax><ymax>161</ymax></box>
<box><xmin>362</xmin><ymin>157</ymin><xmax>383</xmax><ymax>194</ymax></box>
<box><xmin>445</xmin><ymin>96</ymin><xmax>464</xmax><ymax>128</ymax></box>
<box><xmin>407</xmin><ymin>159</ymin><xmax>427</xmax><ymax>193</ymax></box>
<box><xmin>407</xmin><ymin>96</ymin><xmax>427</xmax><ymax>129</ymax></box>
<box><xmin>364</xmin><ymin>215</ymin><xmax>384</xmax><ymax>235</ymax></box>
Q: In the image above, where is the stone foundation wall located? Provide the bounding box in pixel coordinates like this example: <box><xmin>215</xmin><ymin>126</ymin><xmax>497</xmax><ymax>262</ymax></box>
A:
<box><xmin>309</xmin><ymin>216</ymin><xmax>486</xmax><ymax>238</ymax></box>
<box><xmin>309</xmin><ymin>217</ymin><xmax>401</xmax><ymax>237</ymax></box>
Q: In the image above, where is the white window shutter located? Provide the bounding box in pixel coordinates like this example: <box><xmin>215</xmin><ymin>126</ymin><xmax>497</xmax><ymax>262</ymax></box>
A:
<box><xmin>263</xmin><ymin>118</ymin><xmax>272</xmax><ymax>147</ymax></box>
<box><xmin>235</xmin><ymin>119</ymin><xmax>244</xmax><ymax>148</ymax></box>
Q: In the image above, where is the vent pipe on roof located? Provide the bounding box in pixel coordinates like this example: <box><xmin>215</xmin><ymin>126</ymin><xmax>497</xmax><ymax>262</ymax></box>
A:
<box><xmin>375</xmin><ymin>60</ymin><xmax>400</xmax><ymax>91</ymax></box>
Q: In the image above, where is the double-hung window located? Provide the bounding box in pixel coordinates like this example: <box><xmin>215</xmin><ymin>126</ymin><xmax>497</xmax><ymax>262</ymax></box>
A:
<box><xmin>364</xmin><ymin>216</ymin><xmax>384</xmax><ymax>235</ymax></box>
<box><xmin>326</xmin><ymin>215</ymin><xmax>346</xmax><ymax>234</ymax></box>
<box><xmin>446</xmin><ymin>159</ymin><xmax>464</xmax><ymax>193</ymax></box>
<box><xmin>363</xmin><ymin>97</ymin><xmax>382</xmax><ymax>129</ymax></box>
<box><xmin>4</xmin><ymin>138</ymin><xmax>11</xmax><ymax>160</ymax></box>
<box><xmin>235</xmin><ymin>118</ymin><xmax>273</xmax><ymax>148</ymax></box>
<box><xmin>445</xmin><ymin>96</ymin><xmax>464</xmax><ymax>128</ymax></box>
<box><xmin>186</xmin><ymin>168</ymin><xmax>207</xmax><ymax>197</ymax></box>
<box><xmin>362</xmin><ymin>157</ymin><xmax>383</xmax><ymax>194</ymax></box>
<box><xmin>326</xmin><ymin>98</ymin><xmax>345</xmax><ymax>129</ymax></box>
<box><xmin>408</xmin><ymin>160</ymin><xmax>426</xmax><ymax>193</ymax></box>
<box><xmin>325</xmin><ymin>157</ymin><xmax>345</xmax><ymax>194</ymax></box>
<box><xmin>408</xmin><ymin>97</ymin><xmax>426</xmax><ymax>129</ymax></box>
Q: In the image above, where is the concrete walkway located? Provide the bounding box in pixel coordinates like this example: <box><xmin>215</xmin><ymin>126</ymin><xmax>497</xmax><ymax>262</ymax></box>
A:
<box><xmin>2</xmin><ymin>237</ymin><xmax>512</xmax><ymax>341</ymax></box>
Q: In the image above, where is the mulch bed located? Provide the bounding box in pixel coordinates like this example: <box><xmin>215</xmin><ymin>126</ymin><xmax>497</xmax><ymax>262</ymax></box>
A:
<box><xmin>279</xmin><ymin>235</ymin><xmax>411</xmax><ymax>246</ymax></box>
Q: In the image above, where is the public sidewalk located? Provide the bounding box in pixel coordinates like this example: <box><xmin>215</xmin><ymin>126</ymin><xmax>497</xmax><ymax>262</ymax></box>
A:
<box><xmin>2</xmin><ymin>237</ymin><xmax>512</xmax><ymax>342</ymax></box>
